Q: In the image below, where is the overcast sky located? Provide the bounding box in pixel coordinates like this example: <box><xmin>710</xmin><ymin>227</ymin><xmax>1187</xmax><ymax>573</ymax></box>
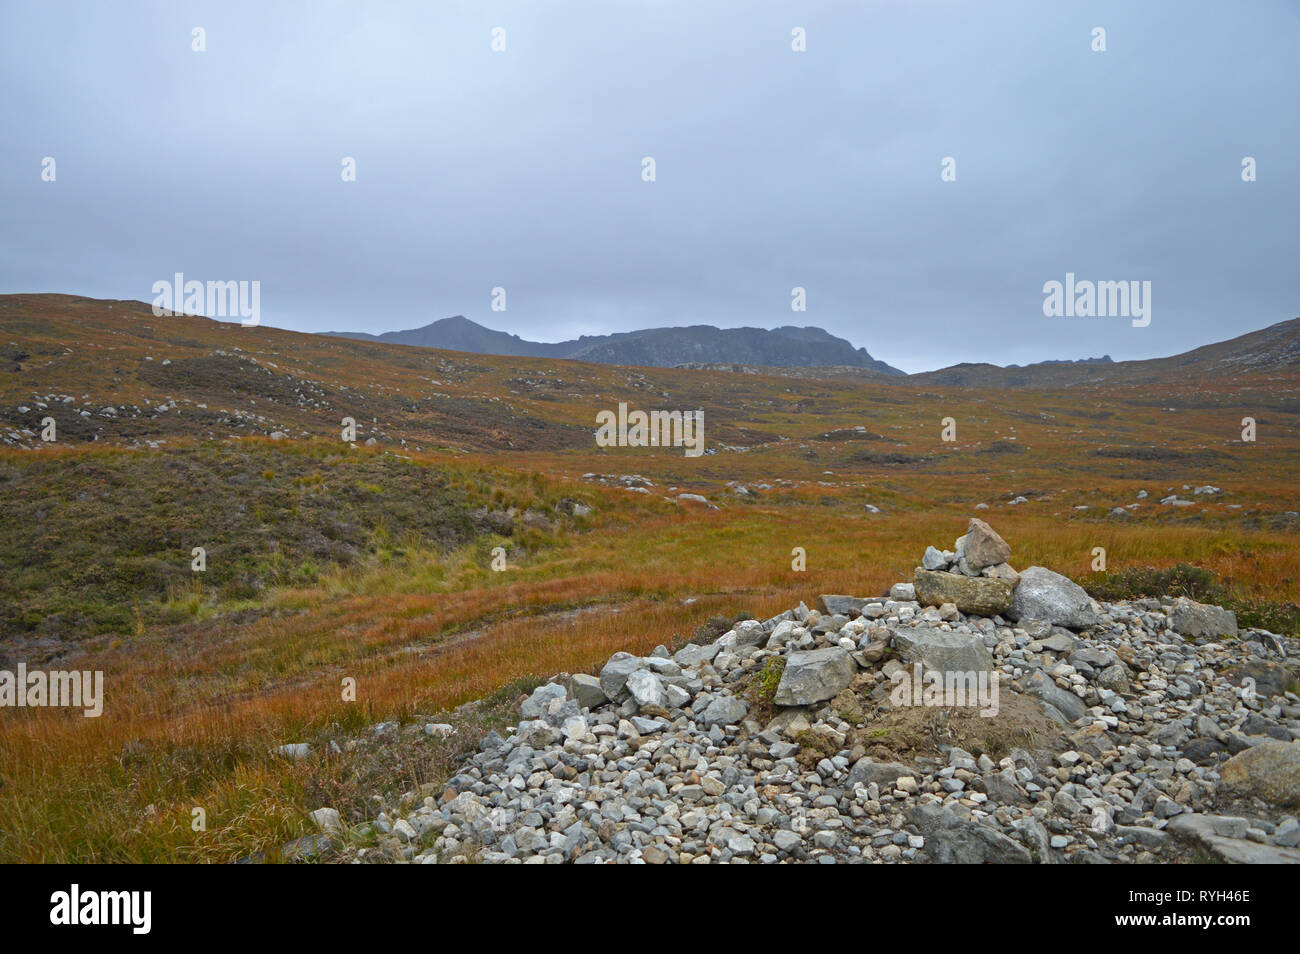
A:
<box><xmin>2</xmin><ymin>1</ymin><xmax>1297</xmax><ymax>373</ymax></box>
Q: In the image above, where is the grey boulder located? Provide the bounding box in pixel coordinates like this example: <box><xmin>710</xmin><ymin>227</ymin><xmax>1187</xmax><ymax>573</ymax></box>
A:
<box><xmin>699</xmin><ymin>696</ymin><xmax>748</xmax><ymax>728</ymax></box>
<box><xmin>1006</xmin><ymin>566</ymin><xmax>1100</xmax><ymax>630</ymax></box>
<box><xmin>1169</xmin><ymin>597</ymin><xmax>1239</xmax><ymax>640</ymax></box>
<box><xmin>774</xmin><ymin>647</ymin><xmax>856</xmax><ymax>706</ymax></box>
<box><xmin>888</xmin><ymin>624</ymin><xmax>994</xmax><ymax>673</ymax></box>
<box><xmin>566</xmin><ymin>673</ymin><xmax>609</xmax><ymax>710</ymax></box>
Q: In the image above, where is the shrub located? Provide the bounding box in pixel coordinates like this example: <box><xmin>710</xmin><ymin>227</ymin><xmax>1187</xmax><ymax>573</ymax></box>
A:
<box><xmin>1081</xmin><ymin>563</ymin><xmax>1300</xmax><ymax>636</ymax></box>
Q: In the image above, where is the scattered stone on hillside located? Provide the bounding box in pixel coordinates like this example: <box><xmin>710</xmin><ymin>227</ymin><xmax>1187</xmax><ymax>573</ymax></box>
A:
<box><xmin>913</xmin><ymin>568</ymin><xmax>1013</xmax><ymax>617</ymax></box>
<box><xmin>1169</xmin><ymin>597</ymin><xmax>1239</xmax><ymax>640</ymax></box>
<box><xmin>774</xmin><ymin>647</ymin><xmax>856</xmax><ymax>706</ymax></box>
<box><xmin>1006</xmin><ymin>566</ymin><xmax>1100</xmax><ymax>630</ymax></box>
<box><xmin>963</xmin><ymin>518</ymin><xmax>1011</xmax><ymax>569</ymax></box>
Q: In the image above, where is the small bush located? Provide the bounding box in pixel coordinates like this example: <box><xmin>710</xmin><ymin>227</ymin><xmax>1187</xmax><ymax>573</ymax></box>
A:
<box><xmin>746</xmin><ymin>657</ymin><xmax>786</xmax><ymax>707</ymax></box>
<box><xmin>1083</xmin><ymin>563</ymin><xmax>1216</xmax><ymax>602</ymax></box>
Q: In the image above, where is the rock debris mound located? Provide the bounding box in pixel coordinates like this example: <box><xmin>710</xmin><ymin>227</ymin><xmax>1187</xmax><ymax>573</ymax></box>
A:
<box><xmin>343</xmin><ymin>519</ymin><xmax>1299</xmax><ymax>864</ymax></box>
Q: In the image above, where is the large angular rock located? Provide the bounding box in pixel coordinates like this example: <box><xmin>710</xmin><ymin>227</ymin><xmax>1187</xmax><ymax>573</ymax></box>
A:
<box><xmin>566</xmin><ymin>673</ymin><xmax>609</xmax><ymax>710</ymax></box>
<box><xmin>1169</xmin><ymin>597</ymin><xmax>1239</xmax><ymax>640</ymax></box>
<box><xmin>1223</xmin><ymin>660</ymin><xmax>1293</xmax><ymax>700</ymax></box>
<box><xmin>907</xmin><ymin>803</ymin><xmax>1031</xmax><ymax>864</ymax></box>
<box><xmin>888</xmin><ymin>624</ymin><xmax>994</xmax><ymax>673</ymax></box>
<box><xmin>718</xmin><ymin>620</ymin><xmax>767</xmax><ymax>649</ymax></box>
<box><xmin>765</xmin><ymin>619</ymin><xmax>805</xmax><ymax>649</ymax></box>
<box><xmin>1006</xmin><ymin>566</ymin><xmax>1100</xmax><ymax>630</ymax></box>
<box><xmin>981</xmin><ymin>562</ymin><xmax>1020</xmax><ymax>587</ymax></box>
<box><xmin>1219</xmin><ymin>741</ymin><xmax>1300</xmax><ymax>808</ymax></box>
<box><xmin>673</xmin><ymin>641</ymin><xmax>722</xmax><ymax>668</ymax></box>
<box><xmin>520</xmin><ymin>682</ymin><xmax>567</xmax><ymax>720</ymax></box>
<box><xmin>912</xmin><ymin>569</ymin><xmax>1013</xmax><ymax>617</ymax></box>
<box><xmin>774</xmin><ymin>647</ymin><xmax>856</xmax><ymax>706</ymax></box>
<box><xmin>921</xmin><ymin>546</ymin><xmax>949</xmax><ymax>570</ymax></box>
<box><xmin>847</xmin><ymin>759</ymin><xmax>913</xmax><ymax>789</ymax></box>
<box><xmin>699</xmin><ymin>695</ymin><xmax>748</xmax><ymax>727</ymax></box>
<box><xmin>963</xmin><ymin>518</ymin><xmax>1011</xmax><ymax>569</ymax></box>
<box><xmin>819</xmin><ymin>595</ymin><xmax>869</xmax><ymax>617</ymax></box>
<box><xmin>1024</xmin><ymin>670</ymin><xmax>1089</xmax><ymax>724</ymax></box>
<box><xmin>599</xmin><ymin>652</ymin><xmax>644</xmax><ymax>702</ymax></box>
<box><xmin>625</xmin><ymin>669</ymin><xmax>667</xmax><ymax>709</ymax></box>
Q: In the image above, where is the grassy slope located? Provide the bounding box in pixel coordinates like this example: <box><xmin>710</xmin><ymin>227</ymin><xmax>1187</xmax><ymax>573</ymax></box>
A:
<box><xmin>0</xmin><ymin>294</ymin><xmax>1297</xmax><ymax>861</ymax></box>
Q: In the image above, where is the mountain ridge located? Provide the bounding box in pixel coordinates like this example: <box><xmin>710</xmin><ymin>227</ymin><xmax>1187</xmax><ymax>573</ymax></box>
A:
<box><xmin>325</xmin><ymin>317</ymin><xmax>906</xmax><ymax>374</ymax></box>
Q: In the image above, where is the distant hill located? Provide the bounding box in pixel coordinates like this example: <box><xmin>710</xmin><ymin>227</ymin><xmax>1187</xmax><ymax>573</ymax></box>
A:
<box><xmin>1007</xmin><ymin>355</ymin><xmax>1114</xmax><ymax>368</ymax></box>
<box><xmin>910</xmin><ymin>318</ymin><xmax>1300</xmax><ymax>388</ymax></box>
<box><xmin>326</xmin><ymin>317</ymin><xmax>905</xmax><ymax>374</ymax></box>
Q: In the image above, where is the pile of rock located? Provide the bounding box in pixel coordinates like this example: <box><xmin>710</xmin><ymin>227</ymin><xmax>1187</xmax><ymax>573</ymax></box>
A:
<box><xmin>909</xmin><ymin>518</ymin><xmax>1104</xmax><ymax>632</ymax></box>
<box><xmin>336</xmin><ymin>519</ymin><xmax>1299</xmax><ymax>865</ymax></box>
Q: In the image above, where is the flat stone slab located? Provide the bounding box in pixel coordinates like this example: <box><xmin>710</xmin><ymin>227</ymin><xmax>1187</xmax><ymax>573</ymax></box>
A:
<box><xmin>913</xmin><ymin>568</ymin><xmax>1013</xmax><ymax>617</ymax></box>
<box><xmin>888</xmin><ymin>624</ymin><xmax>994</xmax><ymax>673</ymax></box>
<box><xmin>1166</xmin><ymin>814</ymin><xmax>1300</xmax><ymax>864</ymax></box>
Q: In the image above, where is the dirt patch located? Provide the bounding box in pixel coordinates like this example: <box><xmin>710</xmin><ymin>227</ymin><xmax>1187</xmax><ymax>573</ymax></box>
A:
<box><xmin>852</xmin><ymin>690</ymin><xmax>1067</xmax><ymax>765</ymax></box>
